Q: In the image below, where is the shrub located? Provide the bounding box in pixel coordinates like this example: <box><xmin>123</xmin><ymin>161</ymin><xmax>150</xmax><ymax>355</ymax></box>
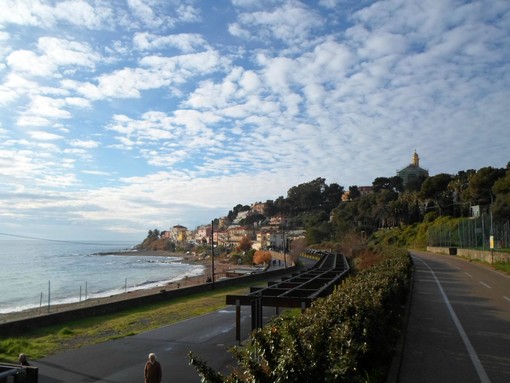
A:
<box><xmin>190</xmin><ymin>248</ymin><xmax>412</xmax><ymax>382</ymax></box>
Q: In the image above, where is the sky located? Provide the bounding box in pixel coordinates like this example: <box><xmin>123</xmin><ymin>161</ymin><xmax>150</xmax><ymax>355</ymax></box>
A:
<box><xmin>0</xmin><ymin>0</ymin><xmax>509</xmax><ymax>242</ymax></box>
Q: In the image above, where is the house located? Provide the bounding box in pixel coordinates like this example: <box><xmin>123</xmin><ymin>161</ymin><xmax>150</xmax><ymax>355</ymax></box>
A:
<box><xmin>195</xmin><ymin>225</ymin><xmax>212</xmax><ymax>244</ymax></box>
<box><xmin>256</xmin><ymin>230</ymin><xmax>272</xmax><ymax>249</ymax></box>
<box><xmin>233</xmin><ymin>211</ymin><xmax>249</xmax><ymax>224</ymax></box>
<box><xmin>170</xmin><ymin>225</ymin><xmax>188</xmax><ymax>242</ymax></box>
<box><xmin>251</xmin><ymin>202</ymin><xmax>266</xmax><ymax>215</ymax></box>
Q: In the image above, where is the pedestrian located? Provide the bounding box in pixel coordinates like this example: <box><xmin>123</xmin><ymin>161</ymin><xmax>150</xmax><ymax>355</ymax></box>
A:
<box><xmin>144</xmin><ymin>352</ymin><xmax>162</xmax><ymax>383</ymax></box>
<box><xmin>18</xmin><ymin>353</ymin><xmax>30</xmax><ymax>366</ymax></box>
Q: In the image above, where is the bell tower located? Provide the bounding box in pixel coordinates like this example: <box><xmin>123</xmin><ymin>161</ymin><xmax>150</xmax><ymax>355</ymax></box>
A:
<box><xmin>397</xmin><ymin>150</ymin><xmax>428</xmax><ymax>186</ymax></box>
<box><xmin>412</xmin><ymin>150</ymin><xmax>420</xmax><ymax>167</ymax></box>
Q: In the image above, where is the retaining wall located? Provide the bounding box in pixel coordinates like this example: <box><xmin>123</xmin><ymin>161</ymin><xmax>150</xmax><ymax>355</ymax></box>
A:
<box><xmin>426</xmin><ymin>246</ymin><xmax>510</xmax><ymax>263</ymax></box>
<box><xmin>0</xmin><ymin>266</ymin><xmax>298</xmax><ymax>337</ymax></box>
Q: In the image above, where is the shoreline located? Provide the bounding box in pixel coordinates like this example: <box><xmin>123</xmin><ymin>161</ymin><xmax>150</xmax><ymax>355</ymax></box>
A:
<box><xmin>0</xmin><ymin>251</ymin><xmax>232</xmax><ymax>324</ymax></box>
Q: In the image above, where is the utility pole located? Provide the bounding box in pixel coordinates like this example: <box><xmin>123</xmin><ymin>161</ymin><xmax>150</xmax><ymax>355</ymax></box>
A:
<box><xmin>282</xmin><ymin>220</ymin><xmax>287</xmax><ymax>268</ymax></box>
<box><xmin>211</xmin><ymin>220</ymin><xmax>215</xmax><ymax>287</ymax></box>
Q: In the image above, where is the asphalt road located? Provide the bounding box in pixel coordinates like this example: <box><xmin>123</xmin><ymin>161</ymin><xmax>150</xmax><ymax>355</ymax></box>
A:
<box><xmin>397</xmin><ymin>251</ymin><xmax>510</xmax><ymax>383</ymax></box>
<box><xmin>35</xmin><ymin>304</ymin><xmax>267</xmax><ymax>382</ymax></box>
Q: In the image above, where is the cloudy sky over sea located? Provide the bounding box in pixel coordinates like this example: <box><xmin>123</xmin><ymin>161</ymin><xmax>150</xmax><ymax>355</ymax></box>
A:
<box><xmin>0</xmin><ymin>0</ymin><xmax>509</xmax><ymax>241</ymax></box>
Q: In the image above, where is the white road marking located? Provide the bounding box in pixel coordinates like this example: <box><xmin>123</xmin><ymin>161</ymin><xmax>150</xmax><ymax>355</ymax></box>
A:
<box><xmin>479</xmin><ymin>281</ymin><xmax>491</xmax><ymax>289</ymax></box>
<box><xmin>503</xmin><ymin>296</ymin><xmax>510</xmax><ymax>303</ymax></box>
<box><xmin>464</xmin><ymin>272</ymin><xmax>472</xmax><ymax>278</ymax></box>
<box><xmin>418</xmin><ymin>258</ymin><xmax>491</xmax><ymax>383</ymax></box>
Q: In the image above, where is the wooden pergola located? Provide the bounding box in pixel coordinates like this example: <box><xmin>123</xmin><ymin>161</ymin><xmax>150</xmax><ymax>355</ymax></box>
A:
<box><xmin>226</xmin><ymin>251</ymin><xmax>350</xmax><ymax>341</ymax></box>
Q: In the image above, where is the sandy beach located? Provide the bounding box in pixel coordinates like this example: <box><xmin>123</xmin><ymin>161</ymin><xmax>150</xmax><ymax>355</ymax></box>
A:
<box><xmin>0</xmin><ymin>250</ymin><xmax>233</xmax><ymax>324</ymax></box>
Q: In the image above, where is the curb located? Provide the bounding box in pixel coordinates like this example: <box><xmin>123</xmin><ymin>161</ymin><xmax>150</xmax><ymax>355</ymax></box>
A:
<box><xmin>386</xmin><ymin>262</ymin><xmax>416</xmax><ymax>383</ymax></box>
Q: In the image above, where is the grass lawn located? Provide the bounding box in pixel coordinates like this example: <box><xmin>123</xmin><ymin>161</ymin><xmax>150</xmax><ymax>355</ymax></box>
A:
<box><xmin>0</xmin><ymin>284</ymin><xmax>255</xmax><ymax>363</ymax></box>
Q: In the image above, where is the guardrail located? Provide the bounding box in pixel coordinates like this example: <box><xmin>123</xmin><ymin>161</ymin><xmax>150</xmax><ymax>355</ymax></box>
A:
<box><xmin>0</xmin><ymin>363</ymin><xmax>38</xmax><ymax>383</ymax></box>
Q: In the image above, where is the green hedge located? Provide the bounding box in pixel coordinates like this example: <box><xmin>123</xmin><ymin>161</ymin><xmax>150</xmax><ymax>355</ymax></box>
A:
<box><xmin>190</xmin><ymin>248</ymin><xmax>412</xmax><ymax>382</ymax></box>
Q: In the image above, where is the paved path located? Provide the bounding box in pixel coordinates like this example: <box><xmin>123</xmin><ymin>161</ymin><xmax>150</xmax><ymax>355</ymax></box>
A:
<box><xmin>36</xmin><ymin>305</ymin><xmax>265</xmax><ymax>382</ymax></box>
<box><xmin>396</xmin><ymin>251</ymin><xmax>510</xmax><ymax>383</ymax></box>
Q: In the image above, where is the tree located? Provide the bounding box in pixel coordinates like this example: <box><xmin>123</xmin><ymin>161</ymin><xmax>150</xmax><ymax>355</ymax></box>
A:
<box><xmin>240</xmin><ymin>213</ymin><xmax>265</xmax><ymax>227</ymax></box>
<box><xmin>322</xmin><ymin>182</ymin><xmax>344</xmax><ymax>213</ymax></box>
<box><xmin>237</xmin><ymin>236</ymin><xmax>253</xmax><ymax>252</ymax></box>
<box><xmin>306</xmin><ymin>221</ymin><xmax>332</xmax><ymax>244</ymax></box>
<box><xmin>372</xmin><ymin>176</ymin><xmax>403</xmax><ymax>193</ymax></box>
<box><xmin>228</xmin><ymin>204</ymin><xmax>250</xmax><ymax>221</ymax></box>
<box><xmin>287</xmin><ymin>177</ymin><xmax>326</xmax><ymax>212</ymax></box>
<box><xmin>465</xmin><ymin>166</ymin><xmax>506</xmax><ymax>206</ymax></box>
<box><xmin>253</xmin><ymin>250</ymin><xmax>272</xmax><ymax>265</ymax></box>
<box><xmin>492</xmin><ymin>168</ymin><xmax>510</xmax><ymax>222</ymax></box>
<box><xmin>264</xmin><ymin>199</ymin><xmax>278</xmax><ymax>217</ymax></box>
<box><xmin>349</xmin><ymin>185</ymin><xmax>361</xmax><ymax>200</ymax></box>
<box><xmin>420</xmin><ymin>173</ymin><xmax>456</xmax><ymax>216</ymax></box>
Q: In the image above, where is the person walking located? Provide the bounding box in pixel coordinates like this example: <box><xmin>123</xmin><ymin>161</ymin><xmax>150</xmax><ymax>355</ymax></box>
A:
<box><xmin>144</xmin><ymin>352</ymin><xmax>162</xmax><ymax>383</ymax></box>
<box><xmin>18</xmin><ymin>353</ymin><xmax>30</xmax><ymax>366</ymax></box>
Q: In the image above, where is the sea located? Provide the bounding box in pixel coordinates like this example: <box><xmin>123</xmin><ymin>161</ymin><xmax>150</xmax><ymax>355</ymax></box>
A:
<box><xmin>0</xmin><ymin>239</ymin><xmax>205</xmax><ymax>314</ymax></box>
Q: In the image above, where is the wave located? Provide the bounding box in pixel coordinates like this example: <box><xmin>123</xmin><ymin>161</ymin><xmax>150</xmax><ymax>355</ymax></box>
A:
<box><xmin>0</xmin><ymin>264</ymin><xmax>206</xmax><ymax>314</ymax></box>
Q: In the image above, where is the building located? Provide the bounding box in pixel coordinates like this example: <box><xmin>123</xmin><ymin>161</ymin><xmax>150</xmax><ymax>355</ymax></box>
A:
<box><xmin>251</xmin><ymin>202</ymin><xmax>266</xmax><ymax>215</ymax></box>
<box><xmin>341</xmin><ymin>186</ymin><xmax>372</xmax><ymax>201</ymax></box>
<box><xmin>397</xmin><ymin>150</ymin><xmax>429</xmax><ymax>186</ymax></box>
<box><xmin>195</xmin><ymin>225</ymin><xmax>212</xmax><ymax>244</ymax></box>
<box><xmin>170</xmin><ymin>224</ymin><xmax>188</xmax><ymax>242</ymax></box>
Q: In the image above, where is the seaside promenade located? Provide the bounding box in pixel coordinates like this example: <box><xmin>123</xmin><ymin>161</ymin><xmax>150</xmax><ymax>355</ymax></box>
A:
<box><xmin>4</xmin><ymin>251</ymin><xmax>509</xmax><ymax>382</ymax></box>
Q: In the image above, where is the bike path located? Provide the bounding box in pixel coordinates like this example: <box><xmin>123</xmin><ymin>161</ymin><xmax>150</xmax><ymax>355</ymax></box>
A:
<box><xmin>395</xmin><ymin>251</ymin><xmax>510</xmax><ymax>383</ymax></box>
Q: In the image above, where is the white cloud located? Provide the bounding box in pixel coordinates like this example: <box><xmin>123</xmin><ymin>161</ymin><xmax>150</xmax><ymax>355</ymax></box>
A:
<box><xmin>235</xmin><ymin>1</ymin><xmax>322</xmax><ymax>45</ymax></box>
<box><xmin>53</xmin><ymin>0</ymin><xmax>113</xmax><ymax>29</ymax></box>
<box><xmin>228</xmin><ymin>23</ymin><xmax>251</xmax><ymax>39</ymax></box>
<box><xmin>37</xmin><ymin>37</ymin><xmax>99</xmax><ymax>70</ymax></box>
<box><xmin>81</xmin><ymin>170</ymin><xmax>110</xmax><ymax>176</ymax></box>
<box><xmin>69</xmin><ymin>139</ymin><xmax>99</xmax><ymax>149</ymax></box>
<box><xmin>133</xmin><ymin>32</ymin><xmax>209</xmax><ymax>53</ymax></box>
<box><xmin>7</xmin><ymin>50</ymin><xmax>53</xmax><ymax>76</ymax></box>
<box><xmin>64</xmin><ymin>97</ymin><xmax>91</xmax><ymax>108</ymax></box>
<box><xmin>17</xmin><ymin>115</ymin><xmax>50</xmax><ymax>127</ymax></box>
<box><xmin>127</xmin><ymin>0</ymin><xmax>174</xmax><ymax>29</ymax></box>
<box><xmin>29</xmin><ymin>130</ymin><xmax>64</xmax><ymax>141</ymax></box>
<box><xmin>176</xmin><ymin>4</ymin><xmax>201</xmax><ymax>23</ymax></box>
<box><xmin>0</xmin><ymin>0</ymin><xmax>113</xmax><ymax>29</ymax></box>
<box><xmin>7</xmin><ymin>37</ymin><xmax>100</xmax><ymax>78</ymax></box>
<box><xmin>64</xmin><ymin>50</ymin><xmax>228</xmax><ymax>101</ymax></box>
<box><xmin>18</xmin><ymin>96</ymin><xmax>72</xmax><ymax>126</ymax></box>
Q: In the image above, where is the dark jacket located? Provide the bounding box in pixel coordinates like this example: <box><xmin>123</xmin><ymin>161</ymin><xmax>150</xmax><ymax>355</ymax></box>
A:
<box><xmin>144</xmin><ymin>360</ymin><xmax>162</xmax><ymax>383</ymax></box>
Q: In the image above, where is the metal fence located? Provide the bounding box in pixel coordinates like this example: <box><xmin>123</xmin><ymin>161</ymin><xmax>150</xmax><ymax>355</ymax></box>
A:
<box><xmin>427</xmin><ymin>215</ymin><xmax>510</xmax><ymax>251</ymax></box>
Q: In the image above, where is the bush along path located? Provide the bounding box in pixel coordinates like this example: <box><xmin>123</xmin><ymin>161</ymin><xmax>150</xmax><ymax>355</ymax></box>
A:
<box><xmin>189</xmin><ymin>247</ymin><xmax>412</xmax><ymax>382</ymax></box>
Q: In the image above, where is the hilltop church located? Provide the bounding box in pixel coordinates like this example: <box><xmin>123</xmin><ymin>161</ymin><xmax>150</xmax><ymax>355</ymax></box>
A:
<box><xmin>397</xmin><ymin>150</ymin><xmax>429</xmax><ymax>186</ymax></box>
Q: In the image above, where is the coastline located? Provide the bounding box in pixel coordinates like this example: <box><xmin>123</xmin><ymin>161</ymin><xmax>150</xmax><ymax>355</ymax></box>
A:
<box><xmin>0</xmin><ymin>250</ymin><xmax>232</xmax><ymax>324</ymax></box>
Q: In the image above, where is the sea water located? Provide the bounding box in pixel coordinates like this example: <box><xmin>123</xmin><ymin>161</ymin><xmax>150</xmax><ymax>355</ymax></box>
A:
<box><xmin>0</xmin><ymin>239</ymin><xmax>205</xmax><ymax>314</ymax></box>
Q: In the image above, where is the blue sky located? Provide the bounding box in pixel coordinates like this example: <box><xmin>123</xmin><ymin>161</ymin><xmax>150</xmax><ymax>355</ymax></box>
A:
<box><xmin>0</xmin><ymin>0</ymin><xmax>509</xmax><ymax>241</ymax></box>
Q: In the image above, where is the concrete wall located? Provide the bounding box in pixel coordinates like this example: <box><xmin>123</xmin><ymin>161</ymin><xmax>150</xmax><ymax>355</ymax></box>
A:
<box><xmin>427</xmin><ymin>246</ymin><xmax>510</xmax><ymax>263</ymax></box>
<box><xmin>0</xmin><ymin>266</ymin><xmax>298</xmax><ymax>337</ymax></box>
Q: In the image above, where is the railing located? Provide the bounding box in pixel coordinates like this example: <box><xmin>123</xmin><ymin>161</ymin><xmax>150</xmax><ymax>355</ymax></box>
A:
<box><xmin>0</xmin><ymin>363</ymin><xmax>38</xmax><ymax>383</ymax></box>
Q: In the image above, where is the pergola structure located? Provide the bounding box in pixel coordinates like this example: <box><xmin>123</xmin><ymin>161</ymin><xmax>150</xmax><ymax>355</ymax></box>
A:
<box><xmin>226</xmin><ymin>251</ymin><xmax>350</xmax><ymax>342</ymax></box>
